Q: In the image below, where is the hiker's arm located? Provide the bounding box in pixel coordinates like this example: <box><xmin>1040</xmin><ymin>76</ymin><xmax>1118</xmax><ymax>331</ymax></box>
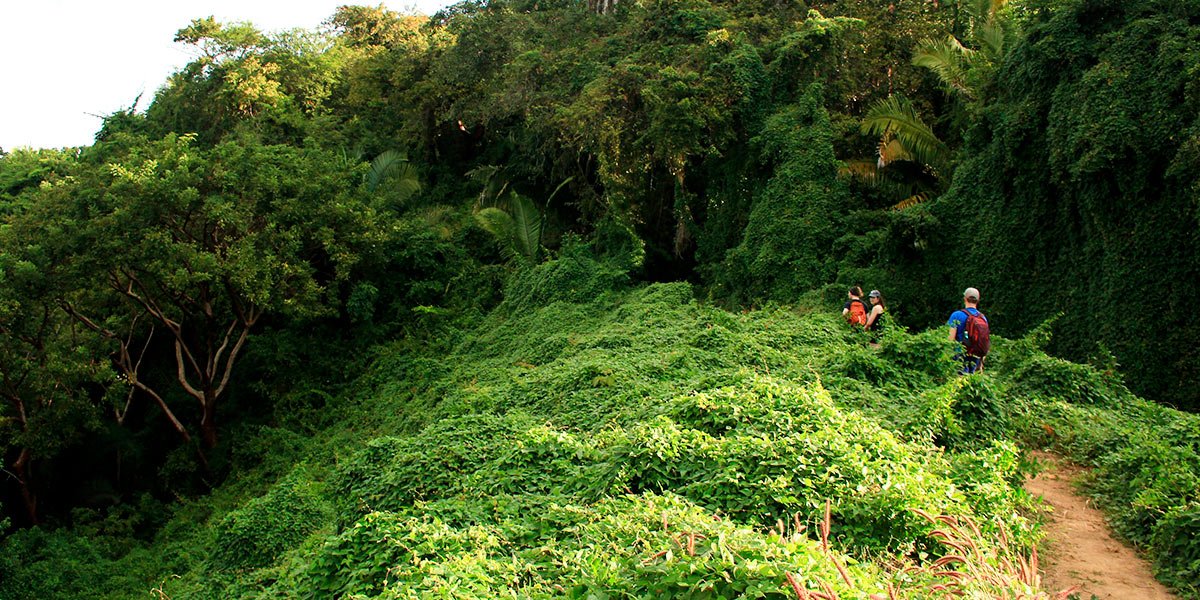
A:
<box><xmin>866</xmin><ymin>306</ymin><xmax>882</xmax><ymax>328</ymax></box>
<box><xmin>946</xmin><ymin>312</ymin><xmax>963</xmax><ymax>342</ymax></box>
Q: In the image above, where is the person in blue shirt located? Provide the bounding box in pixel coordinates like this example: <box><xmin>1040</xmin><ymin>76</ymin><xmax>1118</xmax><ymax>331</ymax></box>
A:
<box><xmin>947</xmin><ymin>287</ymin><xmax>987</xmax><ymax>374</ymax></box>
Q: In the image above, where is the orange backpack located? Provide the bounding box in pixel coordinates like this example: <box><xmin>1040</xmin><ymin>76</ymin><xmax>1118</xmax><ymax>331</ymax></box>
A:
<box><xmin>847</xmin><ymin>299</ymin><xmax>869</xmax><ymax>327</ymax></box>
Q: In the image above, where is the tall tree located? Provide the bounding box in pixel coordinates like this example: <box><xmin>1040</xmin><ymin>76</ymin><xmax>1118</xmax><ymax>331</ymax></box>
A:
<box><xmin>0</xmin><ymin>189</ymin><xmax>105</xmax><ymax>524</ymax></box>
<box><xmin>57</xmin><ymin>134</ymin><xmax>383</xmax><ymax>449</ymax></box>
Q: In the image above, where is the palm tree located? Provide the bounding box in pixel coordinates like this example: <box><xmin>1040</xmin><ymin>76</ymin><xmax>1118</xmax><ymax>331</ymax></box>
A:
<box><xmin>365</xmin><ymin>150</ymin><xmax>421</xmax><ymax>207</ymax></box>
<box><xmin>474</xmin><ymin>192</ymin><xmax>544</xmax><ymax>263</ymax></box>
<box><xmin>848</xmin><ymin>96</ymin><xmax>949</xmax><ymax>209</ymax></box>
<box><xmin>913</xmin><ymin>0</ymin><xmax>1011</xmax><ymax>102</ymax></box>
<box><xmin>470</xmin><ymin>169</ymin><xmax>573</xmax><ymax>264</ymax></box>
<box><xmin>851</xmin><ymin>0</ymin><xmax>1012</xmax><ymax>210</ymax></box>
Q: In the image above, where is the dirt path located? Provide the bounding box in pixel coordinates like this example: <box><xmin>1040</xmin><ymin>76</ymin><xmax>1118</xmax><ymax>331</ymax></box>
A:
<box><xmin>1023</xmin><ymin>451</ymin><xmax>1177</xmax><ymax>599</ymax></box>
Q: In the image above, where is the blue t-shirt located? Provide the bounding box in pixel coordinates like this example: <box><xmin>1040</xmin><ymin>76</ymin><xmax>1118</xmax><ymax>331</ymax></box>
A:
<box><xmin>947</xmin><ymin>307</ymin><xmax>985</xmax><ymax>343</ymax></box>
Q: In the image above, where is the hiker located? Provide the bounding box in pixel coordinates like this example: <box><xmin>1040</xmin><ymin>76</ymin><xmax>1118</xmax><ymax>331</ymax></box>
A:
<box><xmin>842</xmin><ymin>286</ymin><xmax>870</xmax><ymax>327</ymax></box>
<box><xmin>865</xmin><ymin>289</ymin><xmax>886</xmax><ymax>332</ymax></box>
<box><xmin>947</xmin><ymin>287</ymin><xmax>990</xmax><ymax>374</ymax></box>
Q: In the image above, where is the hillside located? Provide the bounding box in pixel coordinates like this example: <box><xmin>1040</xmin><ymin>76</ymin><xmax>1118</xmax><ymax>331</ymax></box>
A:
<box><xmin>4</xmin><ymin>251</ymin><xmax>1197</xmax><ymax>598</ymax></box>
<box><xmin>2</xmin><ymin>0</ymin><xmax>1199</xmax><ymax>597</ymax></box>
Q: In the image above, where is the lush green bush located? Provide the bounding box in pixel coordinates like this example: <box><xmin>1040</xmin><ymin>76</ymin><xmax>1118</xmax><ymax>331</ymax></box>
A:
<box><xmin>296</xmin><ymin>493</ymin><xmax>880</xmax><ymax>599</ymax></box>
<box><xmin>709</xmin><ymin>85</ymin><xmax>854</xmax><ymax>305</ymax></box>
<box><xmin>211</xmin><ymin>470</ymin><xmax>332</xmax><ymax>570</ymax></box>
<box><xmin>4</xmin><ymin>262</ymin><xmax>1191</xmax><ymax>598</ymax></box>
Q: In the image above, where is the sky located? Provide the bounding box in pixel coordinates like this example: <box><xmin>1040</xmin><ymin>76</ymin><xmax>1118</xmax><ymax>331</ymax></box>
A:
<box><xmin>0</xmin><ymin>0</ymin><xmax>454</xmax><ymax>151</ymax></box>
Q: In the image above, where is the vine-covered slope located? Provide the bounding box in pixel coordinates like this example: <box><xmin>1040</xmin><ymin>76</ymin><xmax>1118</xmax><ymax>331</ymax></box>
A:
<box><xmin>4</xmin><ymin>253</ymin><xmax>1196</xmax><ymax>598</ymax></box>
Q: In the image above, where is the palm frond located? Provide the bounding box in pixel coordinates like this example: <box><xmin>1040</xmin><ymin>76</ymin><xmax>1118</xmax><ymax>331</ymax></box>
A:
<box><xmin>366</xmin><ymin>150</ymin><xmax>406</xmax><ymax>191</ymax></box>
<box><xmin>891</xmin><ymin>192</ymin><xmax>930</xmax><ymax>211</ymax></box>
<box><xmin>509</xmin><ymin>192</ymin><xmax>543</xmax><ymax>262</ymax></box>
<box><xmin>544</xmin><ymin>176</ymin><xmax>575</xmax><ymax>209</ymax></box>
<box><xmin>971</xmin><ymin>0</ymin><xmax>993</xmax><ymax>22</ymax></box>
<box><xmin>839</xmin><ymin>156</ymin><xmax>932</xmax><ymax>204</ymax></box>
<box><xmin>878</xmin><ymin>135</ymin><xmax>912</xmax><ymax>168</ymax></box>
<box><xmin>913</xmin><ymin>36</ymin><xmax>976</xmax><ymax>99</ymax></box>
<box><xmin>474</xmin><ymin>207</ymin><xmax>519</xmax><ymax>262</ymax></box>
<box><xmin>976</xmin><ymin>20</ymin><xmax>1007</xmax><ymax>60</ymax></box>
<box><xmin>861</xmin><ymin>95</ymin><xmax>951</xmax><ymax>172</ymax></box>
<box><xmin>385</xmin><ymin>162</ymin><xmax>423</xmax><ymax>204</ymax></box>
<box><xmin>467</xmin><ymin>165</ymin><xmax>511</xmax><ymax>211</ymax></box>
<box><xmin>839</xmin><ymin>159</ymin><xmax>881</xmax><ymax>182</ymax></box>
<box><xmin>367</xmin><ymin>150</ymin><xmax>422</xmax><ymax>206</ymax></box>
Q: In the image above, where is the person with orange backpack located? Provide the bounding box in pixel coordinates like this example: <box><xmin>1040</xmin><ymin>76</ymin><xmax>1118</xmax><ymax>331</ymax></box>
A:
<box><xmin>843</xmin><ymin>286</ymin><xmax>870</xmax><ymax>328</ymax></box>
<box><xmin>947</xmin><ymin>287</ymin><xmax>990</xmax><ymax>374</ymax></box>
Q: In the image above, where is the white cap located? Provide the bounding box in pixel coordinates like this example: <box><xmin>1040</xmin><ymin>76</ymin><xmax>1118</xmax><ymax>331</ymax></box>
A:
<box><xmin>964</xmin><ymin>287</ymin><xmax>980</xmax><ymax>302</ymax></box>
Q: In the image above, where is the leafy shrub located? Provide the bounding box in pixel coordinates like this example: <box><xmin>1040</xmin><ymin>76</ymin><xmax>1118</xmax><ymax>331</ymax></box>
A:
<box><xmin>295</xmin><ymin>493</ymin><xmax>879</xmax><ymax>599</ymax></box>
<box><xmin>877</xmin><ymin>328</ymin><xmax>960</xmax><ymax>384</ymax></box>
<box><xmin>1151</xmin><ymin>502</ymin><xmax>1200</xmax><ymax>596</ymax></box>
<box><xmin>943</xmin><ymin>376</ymin><xmax>1013</xmax><ymax>450</ymax></box>
<box><xmin>1088</xmin><ymin>440</ymin><xmax>1200</xmax><ymax>546</ymax></box>
<box><xmin>212</xmin><ymin>470</ymin><xmax>331</xmax><ymax>570</ymax></box>
<box><xmin>1009</xmin><ymin>354</ymin><xmax>1129</xmax><ymax>407</ymax></box>
<box><xmin>29</xmin><ymin>273</ymin><xmax>1190</xmax><ymax>599</ymax></box>
<box><xmin>711</xmin><ymin>85</ymin><xmax>852</xmax><ymax>306</ymax></box>
<box><xmin>498</xmin><ymin>238</ymin><xmax>630</xmax><ymax>314</ymax></box>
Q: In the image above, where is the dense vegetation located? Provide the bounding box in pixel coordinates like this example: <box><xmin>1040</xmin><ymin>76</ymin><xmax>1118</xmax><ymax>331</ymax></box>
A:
<box><xmin>1</xmin><ymin>0</ymin><xmax>1198</xmax><ymax>597</ymax></box>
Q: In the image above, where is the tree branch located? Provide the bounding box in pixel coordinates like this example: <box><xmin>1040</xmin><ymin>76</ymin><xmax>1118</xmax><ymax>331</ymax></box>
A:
<box><xmin>175</xmin><ymin>340</ymin><xmax>206</xmax><ymax>402</ymax></box>
<box><xmin>211</xmin><ymin>324</ymin><xmax>251</xmax><ymax>401</ymax></box>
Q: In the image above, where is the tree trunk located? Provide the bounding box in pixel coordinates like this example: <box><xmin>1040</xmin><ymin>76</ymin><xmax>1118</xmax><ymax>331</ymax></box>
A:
<box><xmin>12</xmin><ymin>447</ymin><xmax>38</xmax><ymax>525</ymax></box>
<box><xmin>200</xmin><ymin>396</ymin><xmax>218</xmax><ymax>449</ymax></box>
<box><xmin>589</xmin><ymin>0</ymin><xmax>618</xmax><ymax>14</ymax></box>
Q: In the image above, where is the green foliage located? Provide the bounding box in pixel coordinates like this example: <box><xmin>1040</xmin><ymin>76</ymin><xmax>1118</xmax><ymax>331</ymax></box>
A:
<box><xmin>497</xmin><ymin>238</ymin><xmax>630</xmax><ymax>313</ymax></box>
<box><xmin>1152</xmin><ymin>502</ymin><xmax>1200</xmax><ymax>595</ymax></box>
<box><xmin>861</xmin><ymin>95</ymin><xmax>951</xmax><ymax>175</ymax></box>
<box><xmin>365</xmin><ymin>149</ymin><xmax>421</xmax><ymax>207</ymax></box>
<box><xmin>943</xmin><ymin>376</ymin><xmax>1013</xmax><ymax>450</ymax></box>
<box><xmin>299</xmin><ymin>493</ymin><xmax>877</xmax><ymax>599</ymax></box>
<box><xmin>1009</xmin><ymin>353</ymin><xmax>1130</xmax><ymax>407</ymax></box>
<box><xmin>712</xmin><ymin>85</ymin><xmax>852</xmax><ymax>305</ymax></box>
<box><xmin>890</xmin><ymin>0</ymin><xmax>1200</xmax><ymax>412</ymax></box>
<box><xmin>4</xmin><ymin>0</ymin><xmax>1200</xmax><ymax>597</ymax></box>
<box><xmin>212</xmin><ymin>470</ymin><xmax>332</xmax><ymax>570</ymax></box>
<box><xmin>474</xmin><ymin>192</ymin><xmax>544</xmax><ymax>263</ymax></box>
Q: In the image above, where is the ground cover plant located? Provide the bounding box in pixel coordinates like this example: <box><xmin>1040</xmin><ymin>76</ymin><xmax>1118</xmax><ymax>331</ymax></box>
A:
<box><xmin>8</xmin><ymin>249</ymin><xmax>1197</xmax><ymax>598</ymax></box>
<box><xmin>2</xmin><ymin>0</ymin><xmax>1199</xmax><ymax>596</ymax></box>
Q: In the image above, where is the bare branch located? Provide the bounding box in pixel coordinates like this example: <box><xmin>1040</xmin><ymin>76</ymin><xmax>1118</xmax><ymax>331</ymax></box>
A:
<box><xmin>175</xmin><ymin>340</ymin><xmax>206</xmax><ymax>402</ymax></box>
<box><xmin>211</xmin><ymin>324</ymin><xmax>250</xmax><ymax>400</ymax></box>
<box><xmin>131</xmin><ymin>379</ymin><xmax>192</xmax><ymax>444</ymax></box>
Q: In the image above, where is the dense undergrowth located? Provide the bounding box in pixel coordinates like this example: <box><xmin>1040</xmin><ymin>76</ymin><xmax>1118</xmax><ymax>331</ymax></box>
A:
<box><xmin>3</xmin><ymin>250</ymin><xmax>1198</xmax><ymax>598</ymax></box>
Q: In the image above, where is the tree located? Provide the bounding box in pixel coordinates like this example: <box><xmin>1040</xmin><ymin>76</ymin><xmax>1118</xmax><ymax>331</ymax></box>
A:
<box><xmin>911</xmin><ymin>0</ymin><xmax>1011</xmax><ymax>103</ymax></box>
<box><xmin>0</xmin><ymin>181</ymin><xmax>106</xmax><ymax>524</ymax></box>
<box><xmin>859</xmin><ymin>94</ymin><xmax>952</xmax><ymax>190</ymax></box>
<box><xmin>57</xmin><ymin>134</ymin><xmax>383</xmax><ymax>450</ymax></box>
<box><xmin>147</xmin><ymin>17</ymin><xmax>345</xmax><ymax>145</ymax></box>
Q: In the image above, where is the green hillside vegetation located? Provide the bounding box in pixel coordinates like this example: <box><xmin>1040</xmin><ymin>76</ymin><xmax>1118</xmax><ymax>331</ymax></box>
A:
<box><xmin>2</xmin><ymin>0</ymin><xmax>1199</xmax><ymax>596</ymax></box>
<box><xmin>3</xmin><ymin>254</ymin><xmax>1199</xmax><ymax>597</ymax></box>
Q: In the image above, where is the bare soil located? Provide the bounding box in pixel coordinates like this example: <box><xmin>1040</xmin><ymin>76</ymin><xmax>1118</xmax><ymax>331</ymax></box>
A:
<box><xmin>1023</xmin><ymin>450</ymin><xmax>1177</xmax><ymax>599</ymax></box>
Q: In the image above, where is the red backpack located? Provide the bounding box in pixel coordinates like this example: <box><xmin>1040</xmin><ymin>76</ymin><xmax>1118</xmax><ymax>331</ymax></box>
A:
<box><xmin>963</xmin><ymin>310</ymin><xmax>991</xmax><ymax>357</ymax></box>
<box><xmin>847</xmin><ymin>299</ymin><xmax>869</xmax><ymax>327</ymax></box>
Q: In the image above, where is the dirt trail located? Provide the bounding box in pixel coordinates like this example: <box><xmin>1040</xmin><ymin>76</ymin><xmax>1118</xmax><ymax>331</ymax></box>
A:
<box><xmin>1023</xmin><ymin>451</ymin><xmax>1177</xmax><ymax>599</ymax></box>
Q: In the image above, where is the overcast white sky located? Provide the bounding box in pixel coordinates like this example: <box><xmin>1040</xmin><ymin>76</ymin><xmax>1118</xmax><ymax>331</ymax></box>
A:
<box><xmin>0</xmin><ymin>0</ymin><xmax>454</xmax><ymax>151</ymax></box>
